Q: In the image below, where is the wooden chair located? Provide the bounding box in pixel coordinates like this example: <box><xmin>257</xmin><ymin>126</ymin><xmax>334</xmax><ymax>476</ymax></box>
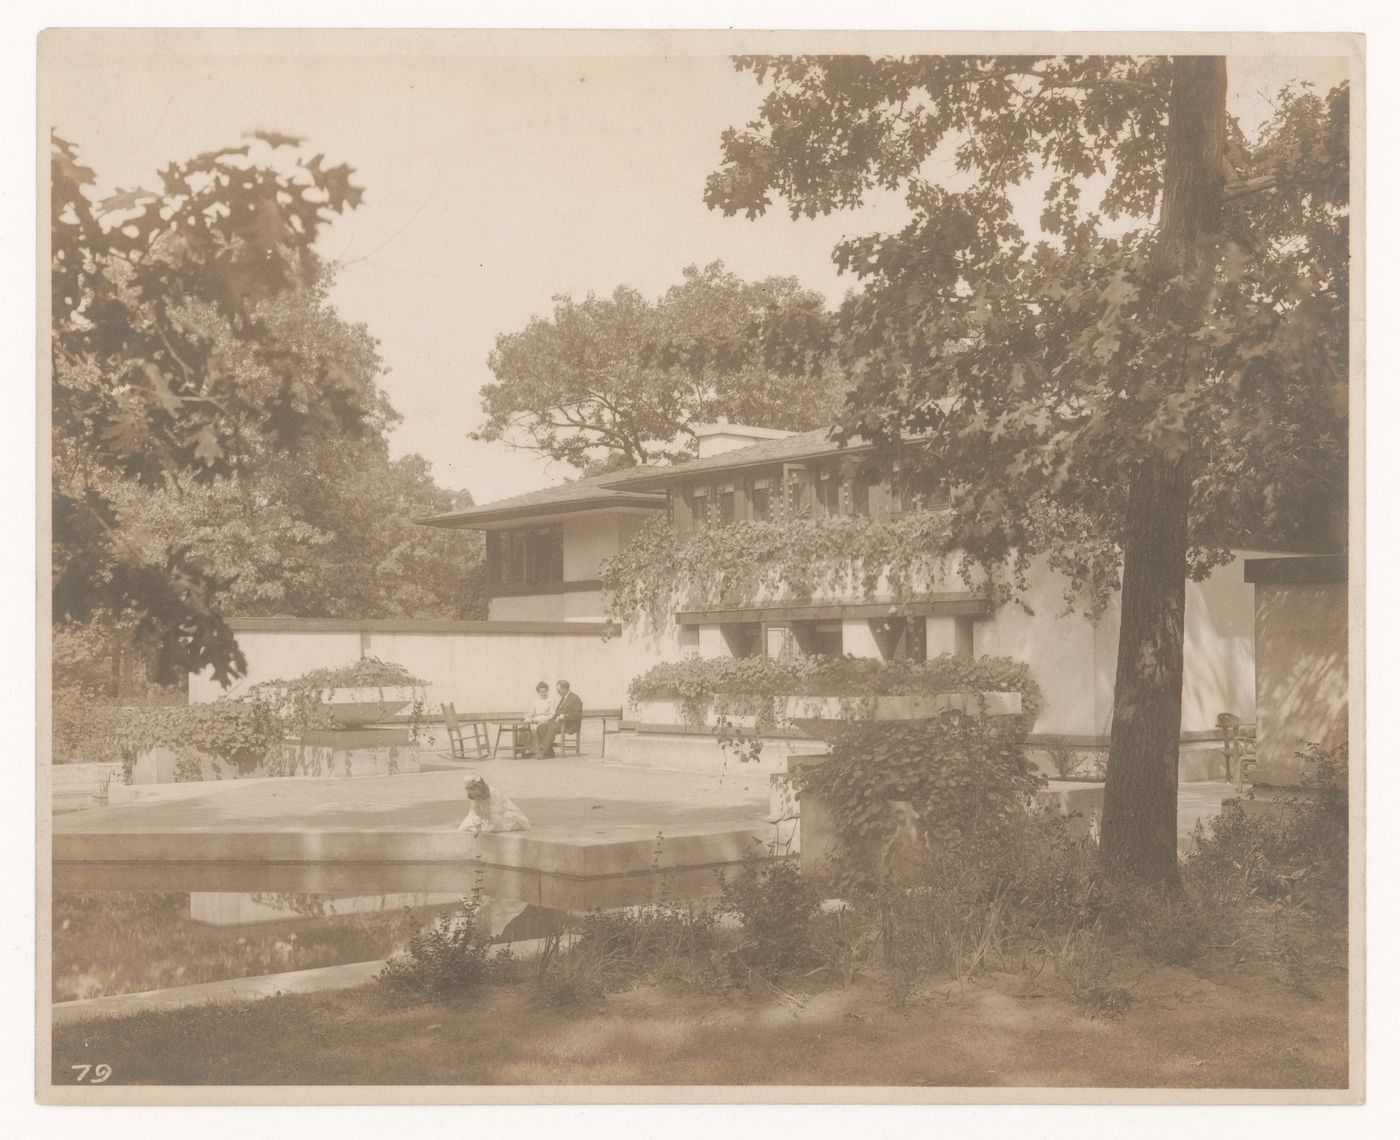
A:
<box><xmin>600</xmin><ymin>713</ymin><xmax>622</xmax><ymax>758</ymax></box>
<box><xmin>559</xmin><ymin>720</ymin><xmax>582</xmax><ymax>757</ymax></box>
<box><xmin>1216</xmin><ymin>712</ymin><xmax>1257</xmax><ymax>791</ymax></box>
<box><xmin>443</xmin><ymin>703</ymin><xmax>490</xmax><ymax>760</ymax></box>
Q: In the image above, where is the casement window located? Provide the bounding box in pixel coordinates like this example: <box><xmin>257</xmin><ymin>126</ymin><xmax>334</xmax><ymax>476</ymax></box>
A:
<box><xmin>889</xmin><ymin>462</ymin><xmax>950</xmax><ymax>514</ymax></box>
<box><xmin>690</xmin><ymin>485</ymin><xmax>712</xmax><ymax>530</ymax></box>
<box><xmin>814</xmin><ymin>467</ymin><xmax>842</xmax><ymax>517</ymax></box>
<box><xmin>485</xmin><ymin>524</ymin><xmax>564</xmax><ymax>589</ymax></box>
<box><xmin>715</xmin><ymin>482</ymin><xmax>737</xmax><ymax>526</ymax></box>
<box><xmin>764</xmin><ymin>623</ymin><xmax>798</xmax><ymax>659</ymax></box>
<box><xmin>792</xmin><ymin>619</ymin><xmax>844</xmax><ymax>657</ymax></box>
<box><xmin>869</xmin><ymin>616</ymin><xmax>927</xmax><ymax>663</ymax></box>
<box><xmin>720</xmin><ymin>621</ymin><xmax>761</xmax><ymax>658</ymax></box>
<box><xmin>783</xmin><ymin>464</ymin><xmax>811</xmax><ymax>518</ymax></box>
<box><xmin>849</xmin><ymin>468</ymin><xmax>874</xmax><ymax>515</ymax></box>
<box><xmin>749</xmin><ymin>477</ymin><xmax>774</xmax><ymax>522</ymax></box>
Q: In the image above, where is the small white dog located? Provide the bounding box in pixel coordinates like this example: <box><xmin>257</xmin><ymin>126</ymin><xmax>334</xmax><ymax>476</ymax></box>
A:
<box><xmin>457</xmin><ymin>775</ymin><xmax>530</xmax><ymax>834</ymax></box>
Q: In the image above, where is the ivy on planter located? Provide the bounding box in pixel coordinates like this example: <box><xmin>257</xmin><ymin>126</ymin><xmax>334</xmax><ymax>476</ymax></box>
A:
<box><xmin>248</xmin><ymin>656</ymin><xmax>430</xmax><ymax>740</ymax></box>
<box><xmin>110</xmin><ymin>657</ymin><xmax>433</xmax><ymax>783</ymax></box>
<box><xmin>113</xmin><ymin>700</ymin><xmax>285</xmax><ymax>783</ymax></box>
<box><xmin>627</xmin><ymin>652</ymin><xmax>1043</xmax><ymax>736</ymax></box>
<box><xmin>793</xmin><ymin>708</ymin><xmax>1048</xmax><ymax>889</ymax></box>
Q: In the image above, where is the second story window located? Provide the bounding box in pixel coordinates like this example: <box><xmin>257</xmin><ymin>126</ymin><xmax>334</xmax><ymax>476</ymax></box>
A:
<box><xmin>486</xmin><ymin>524</ymin><xmax>563</xmax><ymax>590</ymax></box>
<box><xmin>690</xmin><ymin>486</ymin><xmax>712</xmax><ymax>530</ymax></box>
<box><xmin>815</xmin><ymin>467</ymin><xmax>841</xmax><ymax>517</ymax></box>
<box><xmin>750</xmin><ymin>477</ymin><xmax>773</xmax><ymax>522</ymax></box>
<box><xmin>716</xmin><ymin>482</ymin><xmax>737</xmax><ymax>526</ymax></box>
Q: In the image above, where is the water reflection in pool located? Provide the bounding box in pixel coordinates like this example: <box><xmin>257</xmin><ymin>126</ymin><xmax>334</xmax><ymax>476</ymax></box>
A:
<box><xmin>53</xmin><ymin>861</ymin><xmax>726</xmax><ymax>1003</ymax></box>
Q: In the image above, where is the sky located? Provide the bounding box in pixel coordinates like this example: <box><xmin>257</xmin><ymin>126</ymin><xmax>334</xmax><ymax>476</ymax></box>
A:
<box><xmin>41</xmin><ymin>31</ymin><xmax>1352</xmax><ymax>506</ymax></box>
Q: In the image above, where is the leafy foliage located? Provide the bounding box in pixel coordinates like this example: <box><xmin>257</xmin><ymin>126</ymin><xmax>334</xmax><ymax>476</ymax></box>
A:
<box><xmin>628</xmin><ymin>651</ymin><xmax>1042</xmax><ymax>732</ymax></box>
<box><xmin>1185</xmin><ymin>741</ymin><xmax>1348</xmax><ymax>926</ymax></box>
<box><xmin>378</xmin><ymin>890</ymin><xmax>515</xmax><ymax>998</ymax></box>
<box><xmin>535</xmin><ymin>903</ymin><xmax>723</xmax><ymax>1005</ymax></box>
<box><xmin>52</xmin><ymin>130</ymin><xmax>377</xmax><ymax>684</ymax></box>
<box><xmin>106</xmin><ymin>656</ymin><xmax>431</xmax><ymax>782</ymax></box>
<box><xmin>260</xmin><ymin>656</ymin><xmax>426</xmax><ymax>690</ymax></box>
<box><xmin>97</xmin><ymin>285</ymin><xmax>486</xmax><ymax>623</ymax></box>
<box><xmin>477</xmin><ymin>261</ymin><xmax>847</xmax><ymax>470</ymax></box>
<box><xmin>247</xmin><ymin>656</ymin><xmax>431</xmax><ymax>743</ymax></box>
<box><xmin>602</xmin><ymin>510</ymin><xmax>961</xmax><ymax>626</ymax></box>
<box><xmin>717</xmin><ymin>855</ymin><xmax>827</xmax><ymax>981</ymax></box>
<box><xmin>704</xmin><ymin>56</ymin><xmax>1346</xmax><ymax>583</ymax></box>
<box><xmin>703</xmin><ymin>55</ymin><xmax>1348</xmax><ymax>882</ymax></box>
<box><xmin>796</xmin><ymin>709</ymin><xmax>1046</xmax><ymax>890</ymax></box>
<box><xmin>113</xmin><ymin>700</ymin><xmax>284</xmax><ymax>782</ymax></box>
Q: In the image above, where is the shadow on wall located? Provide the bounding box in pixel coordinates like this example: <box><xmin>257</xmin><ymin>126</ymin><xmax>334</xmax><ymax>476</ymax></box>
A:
<box><xmin>1182</xmin><ymin>562</ymin><xmax>1256</xmax><ymax>728</ymax></box>
<box><xmin>1252</xmin><ymin>580</ymin><xmax>1348</xmax><ymax>784</ymax></box>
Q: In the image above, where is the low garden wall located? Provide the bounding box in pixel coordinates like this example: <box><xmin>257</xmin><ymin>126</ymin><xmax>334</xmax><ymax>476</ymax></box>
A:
<box><xmin>188</xmin><ymin>617</ymin><xmax>639</xmax><ymax>715</ymax></box>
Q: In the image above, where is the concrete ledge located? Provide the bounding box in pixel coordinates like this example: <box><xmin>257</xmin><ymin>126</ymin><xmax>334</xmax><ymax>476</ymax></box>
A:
<box><xmin>607</xmin><ymin>731</ymin><xmax>827</xmax><ymax>775</ymax></box>
<box><xmin>107</xmin><ymin>769</ymin><xmax>427</xmax><ymax>806</ymax></box>
<box><xmin>54</xmin><ymin>821</ymin><xmax>779</xmax><ymax>879</ymax></box>
<box><xmin>52</xmin><ymin>959</ymin><xmax>389</xmax><ymax>1024</ymax></box>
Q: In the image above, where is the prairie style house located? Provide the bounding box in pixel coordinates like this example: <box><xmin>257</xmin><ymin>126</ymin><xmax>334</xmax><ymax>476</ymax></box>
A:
<box><xmin>419</xmin><ymin>424</ymin><xmax>1262</xmax><ymax>766</ymax></box>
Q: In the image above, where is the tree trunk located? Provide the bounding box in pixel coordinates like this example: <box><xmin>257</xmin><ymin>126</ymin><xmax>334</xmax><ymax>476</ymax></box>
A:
<box><xmin>1101</xmin><ymin>457</ymin><xmax>1190</xmax><ymax>881</ymax></box>
<box><xmin>1099</xmin><ymin>56</ymin><xmax>1227</xmax><ymax>884</ymax></box>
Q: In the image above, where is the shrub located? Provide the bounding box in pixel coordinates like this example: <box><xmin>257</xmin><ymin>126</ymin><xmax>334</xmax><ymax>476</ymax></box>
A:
<box><xmin>52</xmin><ymin>685</ymin><xmax>123</xmax><ymax>764</ymax></box>
<box><xmin>536</xmin><ymin>903</ymin><xmax>723</xmax><ymax>1004</ymax></box>
<box><xmin>795</xmin><ymin>708</ymin><xmax>1046</xmax><ymax>890</ymax></box>
<box><xmin>112</xmin><ymin>700</ymin><xmax>285</xmax><ymax>782</ymax></box>
<box><xmin>718</xmin><ymin>855</ymin><xmax>825</xmax><ymax>981</ymax></box>
<box><xmin>1184</xmin><ymin>741</ymin><xmax>1349</xmax><ymax>927</ymax></box>
<box><xmin>377</xmin><ymin>891</ymin><xmax>514</xmax><ymax>998</ymax></box>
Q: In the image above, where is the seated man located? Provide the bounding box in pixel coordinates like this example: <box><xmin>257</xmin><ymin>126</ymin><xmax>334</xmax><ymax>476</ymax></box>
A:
<box><xmin>534</xmin><ymin>679</ymin><xmax>583</xmax><ymax>758</ymax></box>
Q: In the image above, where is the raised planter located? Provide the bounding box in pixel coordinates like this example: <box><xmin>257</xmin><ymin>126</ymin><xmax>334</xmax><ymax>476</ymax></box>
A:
<box><xmin>781</xmin><ymin>691</ymin><xmax>1024</xmax><ymax>742</ymax></box>
<box><xmin>315</xmin><ymin>686</ymin><xmax>416</xmax><ymax>727</ymax></box>
<box><xmin>634</xmin><ymin>690</ymin><xmax>1024</xmax><ymax>739</ymax></box>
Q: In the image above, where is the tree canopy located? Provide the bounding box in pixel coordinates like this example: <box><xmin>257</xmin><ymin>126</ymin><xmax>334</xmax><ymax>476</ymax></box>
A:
<box><xmin>476</xmin><ymin>261</ymin><xmax>848</xmax><ymax>470</ymax></box>
<box><xmin>705</xmin><ymin>55</ymin><xmax>1349</xmax><ymax>881</ymax></box>
<box><xmin>51</xmin><ymin>132</ymin><xmax>482</xmax><ymax>685</ymax></box>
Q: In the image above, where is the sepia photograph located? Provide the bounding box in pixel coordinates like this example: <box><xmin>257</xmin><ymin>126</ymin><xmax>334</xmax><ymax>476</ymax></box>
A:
<box><xmin>34</xmin><ymin>22</ymin><xmax>1362</xmax><ymax>1106</ymax></box>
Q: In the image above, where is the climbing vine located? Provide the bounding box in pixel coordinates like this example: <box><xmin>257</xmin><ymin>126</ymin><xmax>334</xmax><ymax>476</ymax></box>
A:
<box><xmin>110</xmin><ymin>657</ymin><xmax>432</xmax><ymax>782</ymax></box>
<box><xmin>601</xmin><ymin>512</ymin><xmax>977</xmax><ymax>629</ymax></box>
<box><xmin>113</xmin><ymin>700</ymin><xmax>285</xmax><ymax>783</ymax></box>
<box><xmin>248</xmin><ymin>656</ymin><xmax>430</xmax><ymax>740</ymax></box>
<box><xmin>628</xmin><ymin>653</ymin><xmax>1042</xmax><ymax>738</ymax></box>
<box><xmin>793</xmin><ymin>709</ymin><xmax>1047</xmax><ymax>888</ymax></box>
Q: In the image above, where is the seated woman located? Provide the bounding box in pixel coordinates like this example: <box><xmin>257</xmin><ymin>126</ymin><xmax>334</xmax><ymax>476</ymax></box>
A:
<box><xmin>534</xmin><ymin>680</ymin><xmax>583</xmax><ymax>759</ymax></box>
<box><xmin>523</xmin><ymin>681</ymin><xmax>554</xmax><ymax>756</ymax></box>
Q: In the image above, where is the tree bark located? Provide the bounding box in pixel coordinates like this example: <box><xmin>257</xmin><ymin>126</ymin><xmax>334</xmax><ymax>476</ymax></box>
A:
<box><xmin>1099</xmin><ymin>56</ymin><xmax>1227</xmax><ymax>884</ymax></box>
<box><xmin>1101</xmin><ymin>457</ymin><xmax>1191</xmax><ymax>881</ymax></box>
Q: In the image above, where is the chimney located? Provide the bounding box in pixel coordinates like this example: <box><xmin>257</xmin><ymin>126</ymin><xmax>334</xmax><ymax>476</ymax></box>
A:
<box><xmin>693</xmin><ymin>423</ymin><xmax>796</xmax><ymax>459</ymax></box>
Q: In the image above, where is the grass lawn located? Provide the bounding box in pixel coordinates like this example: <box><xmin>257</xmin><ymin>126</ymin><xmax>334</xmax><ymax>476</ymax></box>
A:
<box><xmin>52</xmin><ymin>950</ymin><xmax>1348</xmax><ymax>1088</ymax></box>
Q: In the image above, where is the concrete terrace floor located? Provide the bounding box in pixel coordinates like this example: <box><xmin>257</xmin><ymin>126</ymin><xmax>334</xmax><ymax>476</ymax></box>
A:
<box><xmin>53</xmin><ymin>757</ymin><xmax>775</xmax><ymax>846</ymax></box>
<box><xmin>53</xmin><ymin>758</ymin><xmax>1236</xmax><ymax>851</ymax></box>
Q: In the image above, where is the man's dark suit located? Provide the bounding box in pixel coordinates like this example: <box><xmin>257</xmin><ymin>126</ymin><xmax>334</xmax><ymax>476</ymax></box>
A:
<box><xmin>535</xmin><ymin>690</ymin><xmax>583</xmax><ymax>757</ymax></box>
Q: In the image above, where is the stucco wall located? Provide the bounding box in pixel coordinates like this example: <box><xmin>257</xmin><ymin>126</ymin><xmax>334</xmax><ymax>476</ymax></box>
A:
<box><xmin>189</xmin><ymin>625</ymin><xmax>632</xmax><ymax>712</ymax></box>
<box><xmin>563</xmin><ymin>514</ymin><xmax>620</xmax><ymax>581</ymax></box>
<box><xmin>488</xmin><ymin>590</ymin><xmax>607</xmax><ymax>622</ymax></box>
<box><xmin>973</xmin><ymin>554</ymin><xmax>1256</xmax><ymax>738</ymax></box>
<box><xmin>1251</xmin><ymin>577</ymin><xmax>1348</xmax><ymax>785</ymax></box>
<box><xmin>972</xmin><ymin>568</ymin><xmax>1101</xmax><ymax>737</ymax></box>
